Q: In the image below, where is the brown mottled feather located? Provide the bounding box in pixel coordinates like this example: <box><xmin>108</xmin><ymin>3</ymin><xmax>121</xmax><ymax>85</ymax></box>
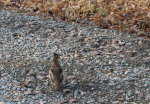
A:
<box><xmin>49</xmin><ymin>53</ymin><xmax>63</xmax><ymax>91</ymax></box>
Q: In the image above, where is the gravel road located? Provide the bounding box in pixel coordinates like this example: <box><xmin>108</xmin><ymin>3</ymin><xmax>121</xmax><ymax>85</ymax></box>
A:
<box><xmin>0</xmin><ymin>10</ymin><xmax>150</xmax><ymax>104</ymax></box>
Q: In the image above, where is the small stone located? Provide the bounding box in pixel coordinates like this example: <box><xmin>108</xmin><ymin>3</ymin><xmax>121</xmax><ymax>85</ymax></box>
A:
<box><xmin>66</xmin><ymin>75</ymin><xmax>75</xmax><ymax>80</ymax></box>
<box><xmin>138</xmin><ymin>40</ymin><xmax>142</xmax><ymax>45</ymax></box>
<box><xmin>112</xmin><ymin>77</ymin><xmax>121</xmax><ymax>81</ymax></box>
<box><xmin>74</xmin><ymin>90</ymin><xmax>84</xmax><ymax>97</ymax></box>
<box><xmin>37</xmin><ymin>74</ymin><xmax>46</xmax><ymax>80</ymax></box>
<box><xmin>69</xmin><ymin>99</ymin><xmax>77</xmax><ymax>103</ymax></box>
<box><xmin>112</xmin><ymin>101</ymin><xmax>119</xmax><ymax>104</ymax></box>
<box><xmin>39</xmin><ymin>101</ymin><xmax>44</xmax><ymax>104</ymax></box>
<box><xmin>118</xmin><ymin>98</ymin><xmax>124</xmax><ymax>101</ymax></box>
<box><xmin>63</xmin><ymin>89</ymin><xmax>70</xmax><ymax>93</ymax></box>
<box><xmin>34</xmin><ymin>90</ymin><xmax>42</xmax><ymax>94</ymax></box>
<box><xmin>125</xmin><ymin>69</ymin><xmax>131</xmax><ymax>75</ymax></box>
<box><xmin>14</xmin><ymin>97</ymin><xmax>22</xmax><ymax>101</ymax></box>
<box><xmin>0</xmin><ymin>102</ymin><xmax>5</xmax><ymax>104</ymax></box>
<box><xmin>103</xmin><ymin>80</ymin><xmax>109</xmax><ymax>84</ymax></box>
<box><xmin>14</xmin><ymin>92</ymin><xmax>19</xmax><ymax>95</ymax></box>
<box><xmin>24</xmin><ymin>88</ymin><xmax>32</xmax><ymax>95</ymax></box>
<box><xmin>108</xmin><ymin>81</ymin><xmax>115</xmax><ymax>85</ymax></box>
<box><xmin>108</xmin><ymin>60</ymin><xmax>112</xmax><ymax>65</ymax></box>
<box><xmin>118</xmin><ymin>40</ymin><xmax>125</xmax><ymax>46</ymax></box>
<box><xmin>1</xmin><ymin>73</ymin><xmax>8</xmax><ymax>77</ymax></box>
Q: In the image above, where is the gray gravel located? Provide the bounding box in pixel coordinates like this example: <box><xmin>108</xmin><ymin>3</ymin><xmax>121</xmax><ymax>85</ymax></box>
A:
<box><xmin>0</xmin><ymin>10</ymin><xmax>150</xmax><ymax>104</ymax></box>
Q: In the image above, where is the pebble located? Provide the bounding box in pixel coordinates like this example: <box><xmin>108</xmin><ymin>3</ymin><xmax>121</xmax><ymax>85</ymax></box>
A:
<box><xmin>0</xmin><ymin>102</ymin><xmax>5</xmax><ymax>104</ymax></box>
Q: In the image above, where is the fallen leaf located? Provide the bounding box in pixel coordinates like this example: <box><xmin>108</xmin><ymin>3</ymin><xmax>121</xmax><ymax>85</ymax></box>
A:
<box><xmin>14</xmin><ymin>96</ymin><xmax>22</xmax><ymax>101</ymax></box>
<box><xmin>19</xmin><ymin>83</ymin><xmax>28</xmax><ymax>87</ymax></box>
<box><xmin>128</xmin><ymin>25</ymin><xmax>138</xmax><ymax>33</ymax></box>
<box><xmin>147</xmin><ymin>12</ymin><xmax>150</xmax><ymax>18</ymax></box>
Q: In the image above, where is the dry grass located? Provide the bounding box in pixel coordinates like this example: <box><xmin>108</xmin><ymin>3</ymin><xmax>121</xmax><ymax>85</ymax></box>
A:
<box><xmin>1</xmin><ymin>0</ymin><xmax>150</xmax><ymax>35</ymax></box>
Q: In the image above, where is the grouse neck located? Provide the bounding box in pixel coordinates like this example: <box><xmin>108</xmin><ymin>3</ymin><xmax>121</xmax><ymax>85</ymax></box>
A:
<box><xmin>51</xmin><ymin>57</ymin><xmax>60</xmax><ymax>67</ymax></box>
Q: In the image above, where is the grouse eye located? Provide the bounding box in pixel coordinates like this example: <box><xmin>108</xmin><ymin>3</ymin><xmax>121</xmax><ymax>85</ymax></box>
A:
<box><xmin>60</xmin><ymin>69</ymin><xmax>62</xmax><ymax>73</ymax></box>
<box><xmin>53</xmin><ymin>53</ymin><xmax>60</xmax><ymax>58</ymax></box>
<box><xmin>53</xmin><ymin>53</ymin><xmax>58</xmax><ymax>56</ymax></box>
<box><xmin>51</xmin><ymin>69</ymin><xmax>54</xmax><ymax>73</ymax></box>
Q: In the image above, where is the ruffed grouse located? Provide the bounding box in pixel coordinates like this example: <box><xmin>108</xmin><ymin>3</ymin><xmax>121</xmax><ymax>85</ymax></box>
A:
<box><xmin>49</xmin><ymin>53</ymin><xmax>63</xmax><ymax>91</ymax></box>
